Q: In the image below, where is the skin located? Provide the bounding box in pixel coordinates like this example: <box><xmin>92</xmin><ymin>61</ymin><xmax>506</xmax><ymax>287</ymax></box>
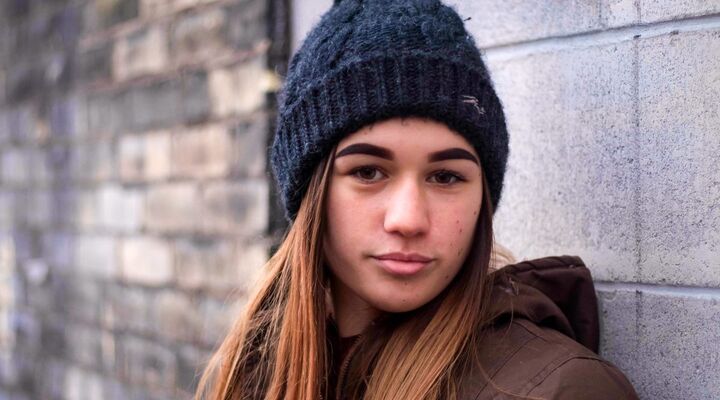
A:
<box><xmin>323</xmin><ymin>117</ymin><xmax>483</xmax><ymax>337</ymax></box>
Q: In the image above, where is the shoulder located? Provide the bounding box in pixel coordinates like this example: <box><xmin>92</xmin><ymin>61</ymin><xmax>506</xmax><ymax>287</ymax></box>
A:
<box><xmin>460</xmin><ymin>318</ymin><xmax>638</xmax><ymax>400</ymax></box>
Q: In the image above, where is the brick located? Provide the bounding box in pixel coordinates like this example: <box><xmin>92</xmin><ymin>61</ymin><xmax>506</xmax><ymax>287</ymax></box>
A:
<box><xmin>87</xmin><ymin>90</ymin><xmax>130</xmax><ymax>136</ymax></box>
<box><xmin>488</xmin><ymin>41</ymin><xmax>638</xmax><ymax>282</ymax></box>
<box><xmin>4</xmin><ymin>104</ymin><xmax>35</xmax><ymax>144</ymax></box>
<box><xmin>119</xmin><ymin>130</ymin><xmax>172</xmax><ymax>182</ymax></box>
<box><xmin>225</xmin><ymin>0</ymin><xmax>267</xmax><ymax>51</ymax></box>
<box><xmin>601</xmin><ymin>0</ymin><xmax>639</xmax><ymax>28</ymax></box>
<box><xmin>28</xmin><ymin>148</ymin><xmax>51</xmax><ymax>186</ymax></box>
<box><xmin>152</xmin><ymin>290</ymin><xmax>202</xmax><ymax>342</ymax></box>
<box><xmin>117</xmin><ymin>336</ymin><xmax>176</xmax><ymax>389</ymax></box>
<box><xmin>171</xmin><ymin>124</ymin><xmax>232</xmax><ymax>179</ymax></box>
<box><xmin>641</xmin><ymin>0</ymin><xmax>720</xmax><ymax>23</ymax></box>
<box><xmin>127</xmin><ymin>79</ymin><xmax>182</xmax><ymax>132</ymax></box>
<box><xmin>181</xmin><ymin>71</ymin><xmax>211</xmax><ymax>124</ymax></box>
<box><xmin>78</xmin><ymin>41</ymin><xmax>113</xmax><ymax>84</ymax></box>
<box><xmin>64</xmin><ymin>323</ymin><xmax>102</xmax><ymax>368</ymax></box>
<box><xmin>64</xmin><ymin>365</ymin><xmax>104</xmax><ymax>400</ymax></box>
<box><xmin>232</xmin><ymin>241</ymin><xmax>267</xmax><ymax>293</ymax></box>
<box><xmin>176</xmin><ymin>344</ymin><xmax>208</xmax><ymax>394</ymax></box>
<box><xmin>140</xmin><ymin>0</ymin><xmax>217</xmax><ymax>18</ymax></box>
<box><xmin>70</xmin><ymin>139</ymin><xmax>116</xmax><ymax>182</ymax></box>
<box><xmin>200</xmin><ymin>296</ymin><xmax>245</xmax><ymax>347</ymax></box>
<box><xmin>107</xmin><ymin>285</ymin><xmax>153</xmax><ymax>334</ymax></box>
<box><xmin>50</xmin><ymin>93</ymin><xmax>89</xmax><ymax>139</ymax></box>
<box><xmin>73</xmin><ymin>235</ymin><xmax>118</xmax><ymax>279</ymax></box>
<box><xmin>25</xmin><ymin>189</ymin><xmax>51</xmax><ymax>228</ymax></box>
<box><xmin>96</xmin><ymin>184</ymin><xmax>144</xmax><ymax>233</ymax></box>
<box><xmin>208</xmin><ymin>56</ymin><xmax>266</xmax><ymax>117</ymax></box>
<box><xmin>121</xmin><ymin>236</ymin><xmax>173</xmax><ymax>286</ymax></box>
<box><xmin>113</xmin><ymin>25</ymin><xmax>169</xmax><ymax>81</ymax></box>
<box><xmin>0</xmin><ymin>191</ymin><xmax>13</xmax><ymax>228</ymax></box>
<box><xmin>41</xmin><ymin>231</ymin><xmax>73</xmax><ymax>271</ymax></box>
<box><xmin>1</xmin><ymin>147</ymin><xmax>30</xmax><ymax>186</ymax></box>
<box><xmin>170</xmin><ymin>7</ymin><xmax>227</xmax><ymax>65</ymax></box>
<box><xmin>202</xmin><ymin>180</ymin><xmax>269</xmax><ymax>235</ymax></box>
<box><xmin>144</xmin><ymin>183</ymin><xmax>202</xmax><ymax>233</ymax></box>
<box><xmin>174</xmin><ymin>236</ymin><xmax>235</xmax><ymax>290</ymax></box>
<box><xmin>83</xmin><ymin>0</ymin><xmax>139</xmax><ymax>32</ymax></box>
<box><xmin>62</xmin><ymin>277</ymin><xmax>104</xmax><ymax>324</ymax></box>
<box><xmin>638</xmin><ymin>29</ymin><xmax>720</xmax><ymax>286</ymax></box>
<box><xmin>230</xmin><ymin>117</ymin><xmax>267</xmax><ymax>178</ymax></box>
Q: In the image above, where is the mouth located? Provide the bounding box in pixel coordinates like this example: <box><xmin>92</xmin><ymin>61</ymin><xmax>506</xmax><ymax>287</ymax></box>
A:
<box><xmin>372</xmin><ymin>252</ymin><xmax>434</xmax><ymax>276</ymax></box>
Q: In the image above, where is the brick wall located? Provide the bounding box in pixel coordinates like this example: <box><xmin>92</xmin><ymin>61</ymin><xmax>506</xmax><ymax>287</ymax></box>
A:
<box><xmin>293</xmin><ymin>1</ymin><xmax>720</xmax><ymax>399</ymax></box>
<box><xmin>0</xmin><ymin>0</ymin><xmax>286</xmax><ymax>398</ymax></box>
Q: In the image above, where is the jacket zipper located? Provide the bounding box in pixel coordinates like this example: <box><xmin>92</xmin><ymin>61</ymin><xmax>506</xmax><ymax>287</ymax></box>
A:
<box><xmin>335</xmin><ymin>335</ymin><xmax>363</xmax><ymax>400</ymax></box>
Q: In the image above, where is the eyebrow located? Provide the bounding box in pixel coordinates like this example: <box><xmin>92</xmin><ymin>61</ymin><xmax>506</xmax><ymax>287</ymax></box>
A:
<box><xmin>335</xmin><ymin>143</ymin><xmax>479</xmax><ymax>165</ymax></box>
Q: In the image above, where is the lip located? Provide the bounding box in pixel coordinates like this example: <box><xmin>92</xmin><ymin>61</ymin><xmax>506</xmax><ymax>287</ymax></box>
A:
<box><xmin>372</xmin><ymin>252</ymin><xmax>434</xmax><ymax>276</ymax></box>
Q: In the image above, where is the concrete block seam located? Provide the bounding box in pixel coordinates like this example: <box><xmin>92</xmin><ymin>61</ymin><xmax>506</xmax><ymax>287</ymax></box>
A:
<box><xmin>595</xmin><ymin>281</ymin><xmax>720</xmax><ymax>299</ymax></box>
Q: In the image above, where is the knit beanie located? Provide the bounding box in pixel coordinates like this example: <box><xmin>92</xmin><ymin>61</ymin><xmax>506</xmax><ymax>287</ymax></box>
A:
<box><xmin>271</xmin><ymin>0</ymin><xmax>509</xmax><ymax>221</ymax></box>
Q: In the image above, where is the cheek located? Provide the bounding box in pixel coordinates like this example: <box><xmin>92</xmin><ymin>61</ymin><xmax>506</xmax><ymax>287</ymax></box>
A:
<box><xmin>432</xmin><ymin>199</ymin><xmax>480</xmax><ymax>260</ymax></box>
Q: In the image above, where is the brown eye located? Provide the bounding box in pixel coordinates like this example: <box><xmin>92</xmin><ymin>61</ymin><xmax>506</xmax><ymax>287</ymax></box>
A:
<box><xmin>351</xmin><ymin>166</ymin><xmax>385</xmax><ymax>183</ymax></box>
<box><xmin>429</xmin><ymin>170</ymin><xmax>464</xmax><ymax>185</ymax></box>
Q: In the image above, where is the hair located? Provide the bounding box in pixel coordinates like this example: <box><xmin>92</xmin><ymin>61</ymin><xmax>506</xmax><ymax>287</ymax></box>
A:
<box><xmin>195</xmin><ymin>143</ymin><xmax>511</xmax><ymax>400</ymax></box>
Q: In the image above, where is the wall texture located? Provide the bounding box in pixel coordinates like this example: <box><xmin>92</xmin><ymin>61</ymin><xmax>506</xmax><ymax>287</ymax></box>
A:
<box><xmin>293</xmin><ymin>1</ymin><xmax>720</xmax><ymax>399</ymax></box>
<box><xmin>0</xmin><ymin>0</ymin><xmax>285</xmax><ymax>398</ymax></box>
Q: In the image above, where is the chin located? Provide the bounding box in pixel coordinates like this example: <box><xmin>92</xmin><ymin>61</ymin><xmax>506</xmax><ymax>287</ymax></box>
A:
<box><xmin>369</xmin><ymin>290</ymin><xmax>430</xmax><ymax>313</ymax></box>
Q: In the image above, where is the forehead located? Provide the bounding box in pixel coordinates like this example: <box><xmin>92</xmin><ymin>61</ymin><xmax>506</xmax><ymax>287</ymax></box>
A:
<box><xmin>337</xmin><ymin>117</ymin><xmax>475</xmax><ymax>153</ymax></box>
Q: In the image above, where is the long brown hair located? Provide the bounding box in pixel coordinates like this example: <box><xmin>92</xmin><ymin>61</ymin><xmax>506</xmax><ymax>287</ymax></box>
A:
<box><xmin>195</xmin><ymin>145</ymin><xmax>498</xmax><ymax>400</ymax></box>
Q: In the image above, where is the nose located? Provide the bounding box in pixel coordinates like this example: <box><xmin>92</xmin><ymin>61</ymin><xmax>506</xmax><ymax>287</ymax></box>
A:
<box><xmin>383</xmin><ymin>178</ymin><xmax>430</xmax><ymax>237</ymax></box>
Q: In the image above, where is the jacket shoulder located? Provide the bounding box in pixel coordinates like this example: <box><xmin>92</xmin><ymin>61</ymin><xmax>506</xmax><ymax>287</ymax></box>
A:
<box><xmin>462</xmin><ymin>318</ymin><xmax>638</xmax><ymax>399</ymax></box>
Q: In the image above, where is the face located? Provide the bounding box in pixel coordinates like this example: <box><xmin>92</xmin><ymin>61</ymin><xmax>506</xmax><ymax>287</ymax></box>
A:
<box><xmin>323</xmin><ymin>117</ymin><xmax>483</xmax><ymax>315</ymax></box>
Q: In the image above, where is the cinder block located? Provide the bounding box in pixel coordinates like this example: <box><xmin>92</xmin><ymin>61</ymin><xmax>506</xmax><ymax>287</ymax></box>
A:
<box><xmin>488</xmin><ymin>41</ymin><xmax>638</xmax><ymax>282</ymax></box>
<box><xmin>201</xmin><ymin>180</ymin><xmax>269</xmax><ymax>236</ymax></box>
<box><xmin>171</xmin><ymin>124</ymin><xmax>232</xmax><ymax>179</ymax></box>
<box><xmin>596</xmin><ymin>288</ymin><xmax>641</xmax><ymax>387</ymax></box>
<box><xmin>74</xmin><ymin>235</ymin><xmax>118</xmax><ymax>279</ymax></box>
<box><xmin>208</xmin><ymin>56</ymin><xmax>266</xmax><ymax>117</ymax></box>
<box><xmin>451</xmin><ymin>0</ymin><xmax>601</xmax><ymax>48</ymax></box>
<box><xmin>113</xmin><ymin>25</ymin><xmax>169</xmax><ymax>81</ymax></box>
<box><xmin>601</xmin><ymin>0</ymin><xmax>640</xmax><ymax>28</ymax></box>
<box><xmin>641</xmin><ymin>0</ymin><xmax>720</xmax><ymax>23</ymax></box>
<box><xmin>144</xmin><ymin>183</ymin><xmax>202</xmax><ymax>233</ymax></box>
<box><xmin>638</xmin><ymin>29</ymin><xmax>720</xmax><ymax>286</ymax></box>
<box><xmin>120</xmin><ymin>236</ymin><xmax>173</xmax><ymax>286</ymax></box>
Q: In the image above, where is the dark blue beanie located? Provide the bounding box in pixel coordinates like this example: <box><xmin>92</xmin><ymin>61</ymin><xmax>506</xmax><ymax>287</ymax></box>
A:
<box><xmin>271</xmin><ymin>0</ymin><xmax>509</xmax><ymax>221</ymax></box>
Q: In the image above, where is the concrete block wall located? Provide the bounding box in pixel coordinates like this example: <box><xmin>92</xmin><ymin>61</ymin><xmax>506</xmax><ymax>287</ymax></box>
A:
<box><xmin>293</xmin><ymin>1</ymin><xmax>720</xmax><ymax>399</ymax></box>
<box><xmin>0</xmin><ymin>0</ymin><xmax>285</xmax><ymax>398</ymax></box>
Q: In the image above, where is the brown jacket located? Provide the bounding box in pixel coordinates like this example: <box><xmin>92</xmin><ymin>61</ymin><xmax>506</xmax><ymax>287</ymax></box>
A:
<box><xmin>329</xmin><ymin>255</ymin><xmax>639</xmax><ymax>399</ymax></box>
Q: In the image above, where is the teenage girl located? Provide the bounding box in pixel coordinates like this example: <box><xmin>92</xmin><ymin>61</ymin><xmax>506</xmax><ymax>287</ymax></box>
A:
<box><xmin>196</xmin><ymin>0</ymin><xmax>639</xmax><ymax>398</ymax></box>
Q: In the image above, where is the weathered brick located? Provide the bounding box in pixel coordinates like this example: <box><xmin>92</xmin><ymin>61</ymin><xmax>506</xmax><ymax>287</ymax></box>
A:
<box><xmin>113</xmin><ymin>25</ymin><xmax>169</xmax><ymax>81</ymax></box>
<box><xmin>119</xmin><ymin>130</ymin><xmax>172</xmax><ymax>182</ymax></box>
<box><xmin>225</xmin><ymin>0</ymin><xmax>267</xmax><ymax>51</ymax></box>
<box><xmin>120</xmin><ymin>236</ymin><xmax>173</xmax><ymax>286</ymax></box>
<box><xmin>488</xmin><ymin>41</ymin><xmax>638</xmax><ymax>282</ymax></box>
<box><xmin>70</xmin><ymin>139</ymin><xmax>116</xmax><ymax>182</ymax></box>
<box><xmin>144</xmin><ymin>182</ymin><xmax>202</xmax><ymax>233</ymax></box>
<box><xmin>181</xmin><ymin>71</ymin><xmax>211</xmax><ymax>124</ymax></box>
<box><xmin>107</xmin><ymin>285</ymin><xmax>153</xmax><ymax>334</ymax></box>
<box><xmin>1</xmin><ymin>147</ymin><xmax>30</xmax><ymax>186</ymax></box>
<box><xmin>170</xmin><ymin>7</ymin><xmax>227</xmax><ymax>65</ymax></box>
<box><xmin>83</xmin><ymin>0</ymin><xmax>139</xmax><ymax>32</ymax></box>
<box><xmin>202</xmin><ymin>180</ymin><xmax>269</xmax><ymax>235</ymax></box>
<box><xmin>117</xmin><ymin>336</ymin><xmax>176</xmax><ymax>389</ymax></box>
<box><xmin>87</xmin><ymin>90</ymin><xmax>130</xmax><ymax>136</ymax></box>
<box><xmin>152</xmin><ymin>290</ymin><xmax>202</xmax><ymax>342</ymax></box>
<box><xmin>62</xmin><ymin>277</ymin><xmax>104</xmax><ymax>324</ymax></box>
<box><xmin>171</xmin><ymin>124</ymin><xmax>232</xmax><ymax>179</ymax></box>
<box><xmin>174</xmin><ymin>236</ymin><xmax>235</xmax><ymax>290</ymax></box>
<box><xmin>127</xmin><ymin>79</ymin><xmax>183</xmax><ymax>132</ymax></box>
<box><xmin>638</xmin><ymin>29</ymin><xmax>720</xmax><ymax>286</ymax></box>
<box><xmin>641</xmin><ymin>0</ymin><xmax>720</xmax><ymax>23</ymax></box>
<box><xmin>208</xmin><ymin>56</ymin><xmax>266</xmax><ymax>117</ymax></box>
<box><xmin>73</xmin><ymin>235</ymin><xmax>118</xmax><ymax>279</ymax></box>
<box><xmin>230</xmin><ymin>117</ymin><xmax>267</xmax><ymax>178</ymax></box>
<box><xmin>96</xmin><ymin>184</ymin><xmax>144</xmax><ymax>233</ymax></box>
<box><xmin>78</xmin><ymin>41</ymin><xmax>113</xmax><ymax>84</ymax></box>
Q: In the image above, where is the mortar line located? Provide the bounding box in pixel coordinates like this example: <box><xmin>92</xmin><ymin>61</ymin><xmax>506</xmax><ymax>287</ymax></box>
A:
<box><xmin>595</xmin><ymin>281</ymin><xmax>720</xmax><ymax>299</ymax></box>
<box><xmin>484</xmin><ymin>12</ymin><xmax>720</xmax><ymax>61</ymax></box>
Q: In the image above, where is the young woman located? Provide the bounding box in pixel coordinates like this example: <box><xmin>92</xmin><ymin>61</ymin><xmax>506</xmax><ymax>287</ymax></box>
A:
<box><xmin>196</xmin><ymin>0</ymin><xmax>639</xmax><ymax>399</ymax></box>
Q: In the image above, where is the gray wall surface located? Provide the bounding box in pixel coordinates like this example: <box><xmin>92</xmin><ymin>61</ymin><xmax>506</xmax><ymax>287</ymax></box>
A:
<box><xmin>293</xmin><ymin>1</ymin><xmax>720</xmax><ymax>399</ymax></box>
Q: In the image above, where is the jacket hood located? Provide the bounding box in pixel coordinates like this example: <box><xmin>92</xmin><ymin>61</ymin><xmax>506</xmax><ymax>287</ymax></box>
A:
<box><xmin>487</xmin><ymin>255</ymin><xmax>600</xmax><ymax>352</ymax></box>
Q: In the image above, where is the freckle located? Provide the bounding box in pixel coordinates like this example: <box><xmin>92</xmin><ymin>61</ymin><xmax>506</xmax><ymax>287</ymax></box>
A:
<box><xmin>459</xmin><ymin>228</ymin><xmax>462</xmax><ymax>233</ymax></box>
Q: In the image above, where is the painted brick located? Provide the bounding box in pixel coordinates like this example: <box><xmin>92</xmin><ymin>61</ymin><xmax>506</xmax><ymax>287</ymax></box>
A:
<box><xmin>208</xmin><ymin>56</ymin><xmax>266</xmax><ymax>117</ymax></box>
<box><xmin>119</xmin><ymin>130</ymin><xmax>172</xmax><ymax>182</ymax></box>
<box><xmin>120</xmin><ymin>236</ymin><xmax>173</xmax><ymax>286</ymax></box>
<box><xmin>202</xmin><ymin>180</ymin><xmax>269</xmax><ymax>236</ymax></box>
<box><xmin>638</xmin><ymin>29</ymin><xmax>720</xmax><ymax>286</ymax></box>
<box><xmin>113</xmin><ymin>25</ymin><xmax>169</xmax><ymax>81</ymax></box>
<box><xmin>171</xmin><ymin>124</ymin><xmax>232</xmax><ymax>179</ymax></box>
<box><xmin>144</xmin><ymin>183</ymin><xmax>202</xmax><ymax>233</ymax></box>
<box><xmin>488</xmin><ymin>41</ymin><xmax>638</xmax><ymax>282</ymax></box>
<box><xmin>73</xmin><ymin>235</ymin><xmax>118</xmax><ymax>279</ymax></box>
<box><xmin>641</xmin><ymin>0</ymin><xmax>720</xmax><ymax>23</ymax></box>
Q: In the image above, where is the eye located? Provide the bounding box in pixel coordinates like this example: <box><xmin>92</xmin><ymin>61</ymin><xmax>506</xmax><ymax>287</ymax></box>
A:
<box><xmin>429</xmin><ymin>170</ymin><xmax>465</xmax><ymax>185</ymax></box>
<box><xmin>350</xmin><ymin>166</ymin><xmax>386</xmax><ymax>183</ymax></box>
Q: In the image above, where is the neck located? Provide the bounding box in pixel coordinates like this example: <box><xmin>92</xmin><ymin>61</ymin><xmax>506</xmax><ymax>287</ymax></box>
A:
<box><xmin>329</xmin><ymin>275</ymin><xmax>381</xmax><ymax>337</ymax></box>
